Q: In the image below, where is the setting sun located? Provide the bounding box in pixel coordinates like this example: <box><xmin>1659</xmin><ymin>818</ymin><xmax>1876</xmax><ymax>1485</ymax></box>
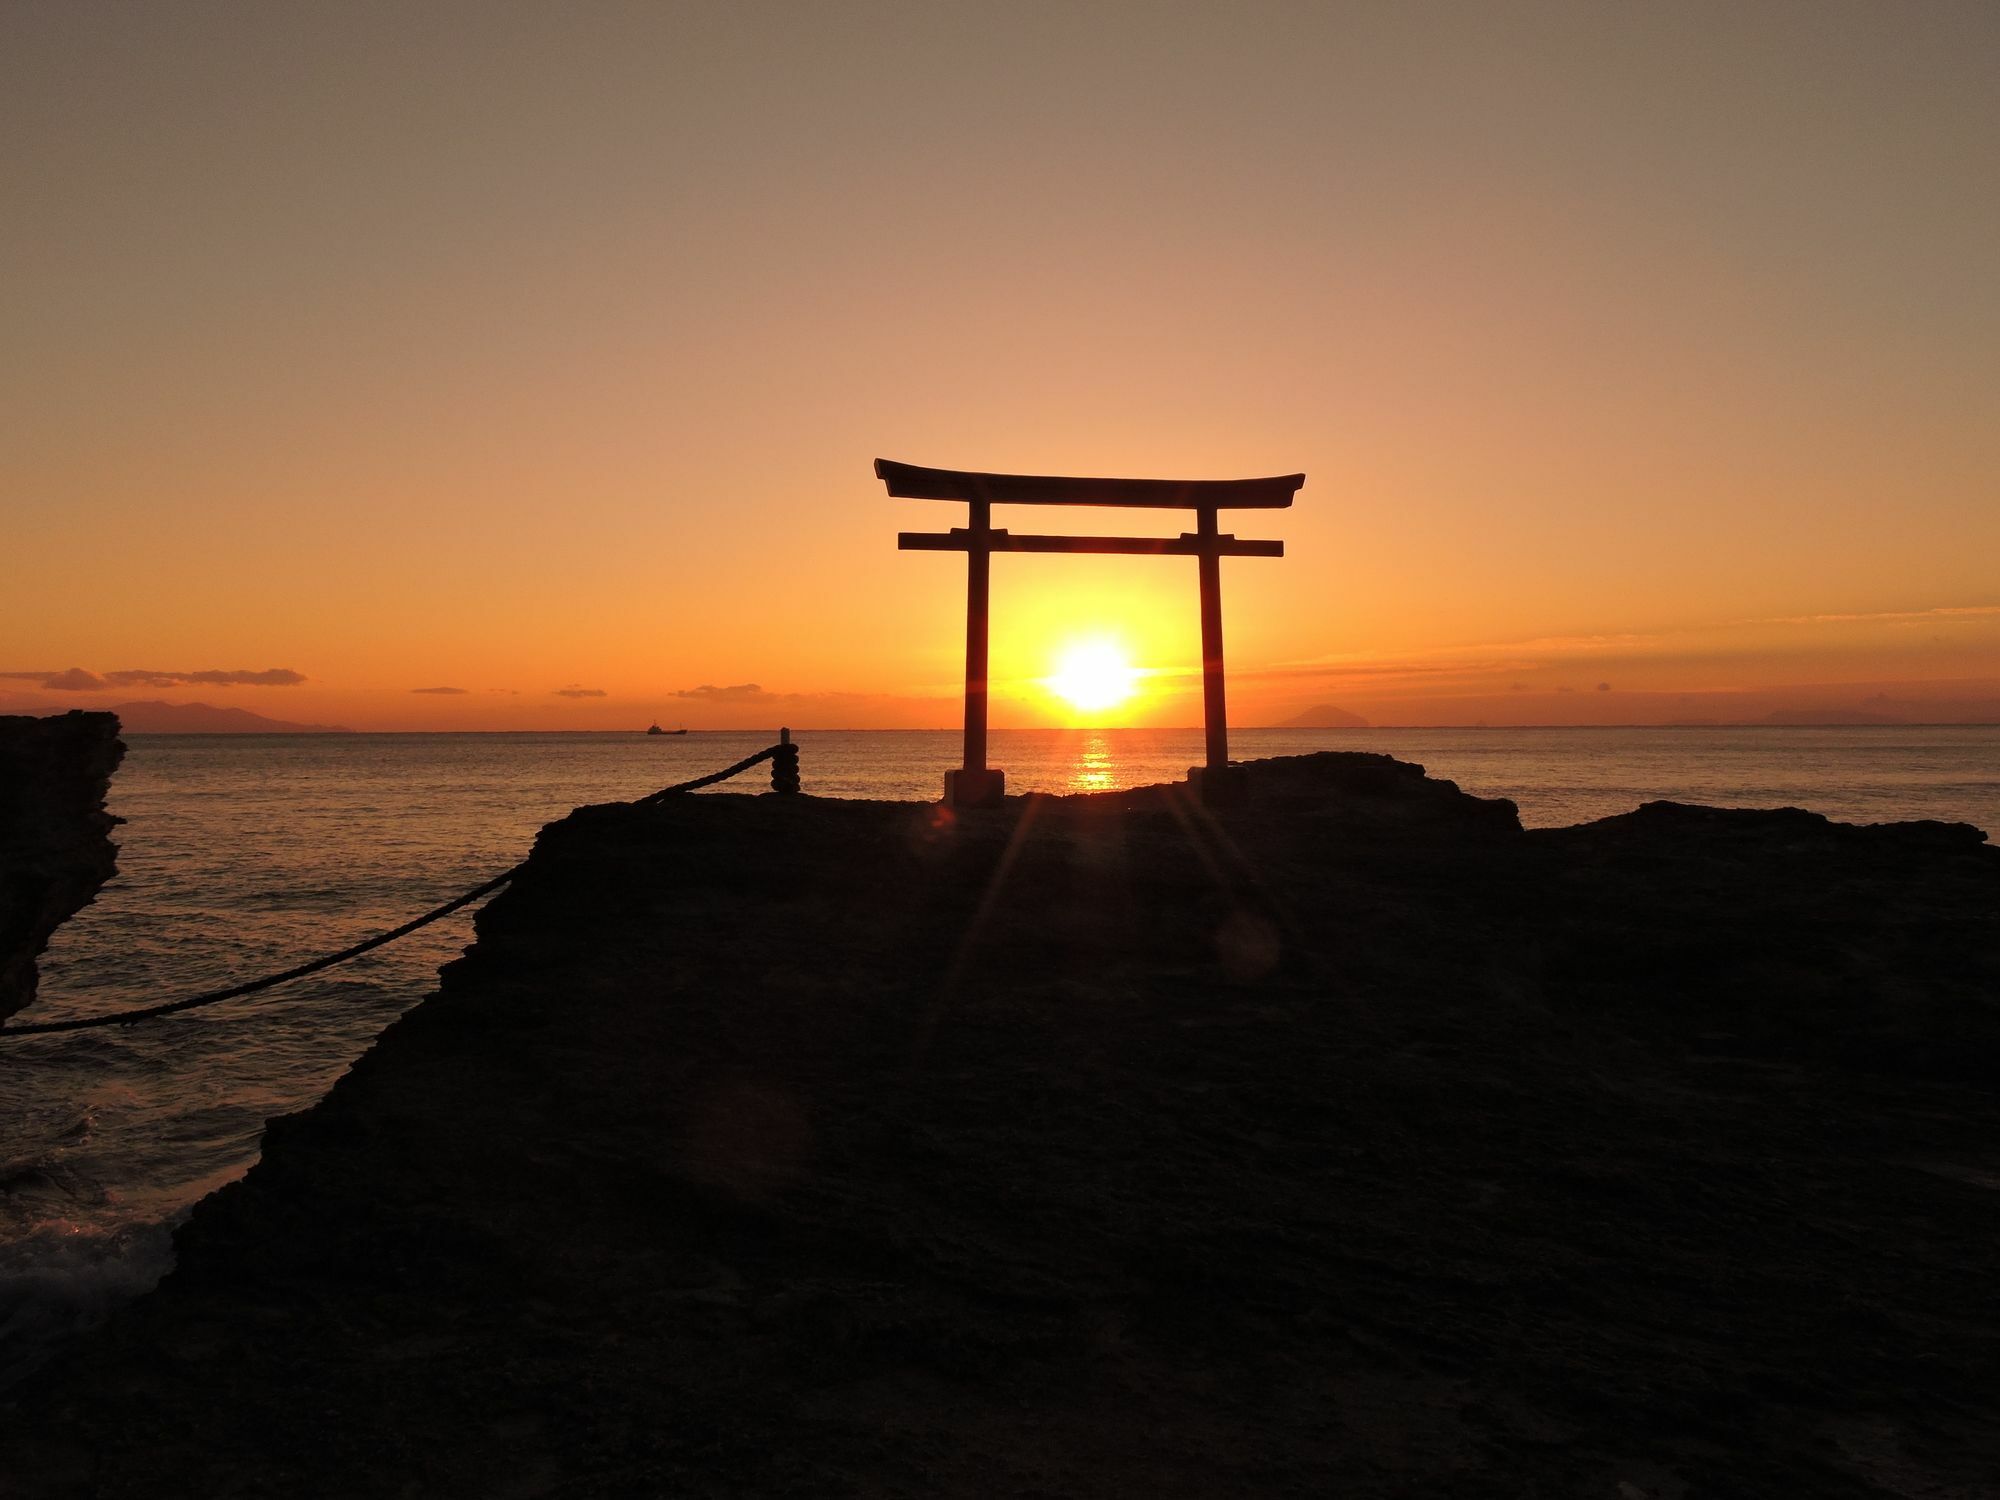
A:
<box><xmin>1047</xmin><ymin>640</ymin><xmax>1139</xmax><ymax>717</ymax></box>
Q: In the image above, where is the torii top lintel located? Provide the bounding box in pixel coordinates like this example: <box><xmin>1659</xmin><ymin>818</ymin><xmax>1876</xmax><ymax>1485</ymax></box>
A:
<box><xmin>875</xmin><ymin>458</ymin><xmax>1302</xmax><ymax>510</ymax></box>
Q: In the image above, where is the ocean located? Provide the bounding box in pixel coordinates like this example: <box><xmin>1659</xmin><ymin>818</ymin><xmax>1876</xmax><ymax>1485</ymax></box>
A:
<box><xmin>3</xmin><ymin>724</ymin><xmax>1996</xmax><ymax>1383</ymax></box>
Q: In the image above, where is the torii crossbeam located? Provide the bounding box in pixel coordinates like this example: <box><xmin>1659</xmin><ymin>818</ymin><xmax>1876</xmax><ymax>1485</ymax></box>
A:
<box><xmin>882</xmin><ymin>458</ymin><xmax>1302</xmax><ymax>807</ymax></box>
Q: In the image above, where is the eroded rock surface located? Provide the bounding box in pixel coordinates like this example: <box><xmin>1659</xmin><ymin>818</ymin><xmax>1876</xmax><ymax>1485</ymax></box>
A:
<box><xmin>5</xmin><ymin>752</ymin><xmax>1997</xmax><ymax>1497</ymax></box>
<box><xmin>0</xmin><ymin>711</ymin><xmax>123</xmax><ymax>1021</ymax></box>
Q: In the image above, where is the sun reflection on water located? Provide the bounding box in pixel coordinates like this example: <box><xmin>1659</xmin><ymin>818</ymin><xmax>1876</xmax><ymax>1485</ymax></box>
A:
<box><xmin>1067</xmin><ymin>731</ymin><xmax>1118</xmax><ymax>793</ymax></box>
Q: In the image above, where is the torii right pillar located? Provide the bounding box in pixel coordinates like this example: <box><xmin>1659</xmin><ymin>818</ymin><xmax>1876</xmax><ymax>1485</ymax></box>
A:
<box><xmin>1188</xmin><ymin>501</ymin><xmax>1247</xmax><ymax>805</ymax></box>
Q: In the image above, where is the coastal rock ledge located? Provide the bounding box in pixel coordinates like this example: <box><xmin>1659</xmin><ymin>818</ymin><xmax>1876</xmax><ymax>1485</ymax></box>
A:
<box><xmin>0</xmin><ymin>711</ymin><xmax>123</xmax><ymax>1021</ymax></box>
<box><xmin>6</xmin><ymin>752</ymin><xmax>1999</xmax><ymax>1497</ymax></box>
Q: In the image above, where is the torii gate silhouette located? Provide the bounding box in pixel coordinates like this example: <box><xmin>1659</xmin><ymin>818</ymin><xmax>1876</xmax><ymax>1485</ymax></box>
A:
<box><xmin>882</xmin><ymin>458</ymin><xmax>1302</xmax><ymax>808</ymax></box>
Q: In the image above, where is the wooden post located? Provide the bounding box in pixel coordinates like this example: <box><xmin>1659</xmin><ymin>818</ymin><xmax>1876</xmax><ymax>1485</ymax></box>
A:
<box><xmin>944</xmin><ymin>497</ymin><xmax>1006</xmax><ymax>806</ymax></box>
<box><xmin>1197</xmin><ymin>505</ymin><xmax>1227</xmax><ymax>774</ymax></box>
<box><xmin>965</xmin><ymin>497</ymin><xmax>990</xmax><ymax>773</ymax></box>
<box><xmin>770</xmin><ymin>726</ymin><xmax>800</xmax><ymax>794</ymax></box>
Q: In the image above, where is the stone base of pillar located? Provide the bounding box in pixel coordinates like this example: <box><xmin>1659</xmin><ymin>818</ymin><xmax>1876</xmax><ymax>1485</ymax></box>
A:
<box><xmin>944</xmin><ymin>767</ymin><xmax>1007</xmax><ymax>808</ymax></box>
<box><xmin>1187</xmin><ymin>764</ymin><xmax>1249</xmax><ymax>806</ymax></box>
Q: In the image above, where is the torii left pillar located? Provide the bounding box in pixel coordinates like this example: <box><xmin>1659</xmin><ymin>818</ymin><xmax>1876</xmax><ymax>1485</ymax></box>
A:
<box><xmin>944</xmin><ymin>496</ymin><xmax>1006</xmax><ymax>807</ymax></box>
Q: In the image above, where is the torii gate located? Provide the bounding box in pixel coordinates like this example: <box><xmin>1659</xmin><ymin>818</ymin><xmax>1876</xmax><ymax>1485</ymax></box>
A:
<box><xmin>882</xmin><ymin>458</ymin><xmax>1301</xmax><ymax>808</ymax></box>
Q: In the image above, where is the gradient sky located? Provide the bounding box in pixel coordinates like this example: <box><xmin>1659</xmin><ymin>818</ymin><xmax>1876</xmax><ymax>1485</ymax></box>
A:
<box><xmin>5</xmin><ymin>1</ymin><xmax>1996</xmax><ymax>729</ymax></box>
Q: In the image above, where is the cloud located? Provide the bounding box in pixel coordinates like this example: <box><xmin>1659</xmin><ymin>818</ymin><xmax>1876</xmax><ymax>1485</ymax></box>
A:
<box><xmin>1208</xmin><ymin>655</ymin><xmax>1538</xmax><ymax>688</ymax></box>
<box><xmin>554</xmin><ymin>686</ymin><xmax>607</xmax><ymax>698</ymax></box>
<box><xmin>672</xmin><ymin>683</ymin><xmax>772</xmax><ymax>703</ymax></box>
<box><xmin>4</xmin><ymin>666</ymin><xmax>308</xmax><ymax>689</ymax></box>
<box><xmin>212</xmin><ymin>669</ymin><xmax>301</xmax><ymax>687</ymax></box>
<box><xmin>133</xmin><ymin>668</ymin><xmax>306</xmax><ymax>687</ymax></box>
<box><xmin>1749</xmin><ymin>604</ymin><xmax>2000</xmax><ymax>627</ymax></box>
<box><xmin>411</xmin><ymin>685</ymin><xmax>468</xmax><ymax>695</ymax></box>
<box><xmin>40</xmin><ymin>668</ymin><xmax>110</xmax><ymax>691</ymax></box>
<box><xmin>1</xmin><ymin>668</ymin><xmax>110</xmax><ymax>690</ymax></box>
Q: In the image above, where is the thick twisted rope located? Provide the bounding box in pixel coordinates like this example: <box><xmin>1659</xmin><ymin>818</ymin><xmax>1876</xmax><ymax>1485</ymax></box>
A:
<box><xmin>635</xmin><ymin>747</ymin><xmax>775</xmax><ymax>802</ymax></box>
<box><xmin>0</xmin><ymin>745</ymin><xmax>787</xmax><ymax>1038</ymax></box>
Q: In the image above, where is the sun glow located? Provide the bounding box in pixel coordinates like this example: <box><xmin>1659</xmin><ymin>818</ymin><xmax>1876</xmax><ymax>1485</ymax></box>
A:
<box><xmin>1047</xmin><ymin>640</ymin><xmax>1139</xmax><ymax>718</ymax></box>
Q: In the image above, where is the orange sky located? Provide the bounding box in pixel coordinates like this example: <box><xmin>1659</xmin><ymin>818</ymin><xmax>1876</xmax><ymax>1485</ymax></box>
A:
<box><xmin>4</xmin><ymin>3</ymin><xmax>1996</xmax><ymax>730</ymax></box>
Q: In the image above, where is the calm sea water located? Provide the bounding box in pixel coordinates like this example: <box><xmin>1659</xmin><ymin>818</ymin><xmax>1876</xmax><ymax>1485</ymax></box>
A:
<box><xmin>3</xmin><ymin>725</ymin><xmax>1995</xmax><ymax>1382</ymax></box>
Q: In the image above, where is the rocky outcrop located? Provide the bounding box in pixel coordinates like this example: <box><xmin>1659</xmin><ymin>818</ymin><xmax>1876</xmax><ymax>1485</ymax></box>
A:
<box><xmin>5</xmin><ymin>752</ymin><xmax>1997</xmax><ymax>1496</ymax></box>
<box><xmin>1531</xmin><ymin>800</ymin><xmax>1998</xmax><ymax>1081</ymax></box>
<box><xmin>1197</xmin><ymin>748</ymin><xmax>1522</xmax><ymax>839</ymax></box>
<box><xmin>0</xmin><ymin>712</ymin><xmax>124</xmax><ymax>1021</ymax></box>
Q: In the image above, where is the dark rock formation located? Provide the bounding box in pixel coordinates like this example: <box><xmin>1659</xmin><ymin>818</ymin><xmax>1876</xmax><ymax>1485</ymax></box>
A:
<box><xmin>1532</xmin><ymin>800</ymin><xmax>1999</xmax><ymax>1083</ymax></box>
<box><xmin>1205</xmin><ymin>748</ymin><xmax>1520</xmax><ymax>839</ymax></box>
<box><xmin>5</xmin><ymin>752</ymin><xmax>1997</xmax><ymax>1496</ymax></box>
<box><xmin>0</xmin><ymin>711</ymin><xmax>123</xmax><ymax>1021</ymax></box>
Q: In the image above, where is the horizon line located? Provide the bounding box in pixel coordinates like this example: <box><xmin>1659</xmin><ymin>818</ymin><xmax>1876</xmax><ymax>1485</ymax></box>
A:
<box><xmin>110</xmin><ymin>721</ymin><xmax>2000</xmax><ymax>736</ymax></box>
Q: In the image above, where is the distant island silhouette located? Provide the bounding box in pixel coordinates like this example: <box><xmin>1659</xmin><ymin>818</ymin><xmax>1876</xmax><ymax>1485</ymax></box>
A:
<box><xmin>1277</xmin><ymin>703</ymin><xmax>1370</xmax><ymax>728</ymax></box>
<box><xmin>109</xmin><ymin>701</ymin><xmax>353</xmax><ymax>734</ymax></box>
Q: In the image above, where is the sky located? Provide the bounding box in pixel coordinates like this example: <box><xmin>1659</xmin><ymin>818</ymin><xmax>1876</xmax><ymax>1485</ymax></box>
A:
<box><xmin>4</xmin><ymin>1</ymin><xmax>1996</xmax><ymax>729</ymax></box>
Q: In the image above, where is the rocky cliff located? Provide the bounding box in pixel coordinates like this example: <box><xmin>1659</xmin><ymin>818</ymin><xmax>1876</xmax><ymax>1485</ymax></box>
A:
<box><xmin>5</xmin><ymin>752</ymin><xmax>1997</xmax><ymax>1497</ymax></box>
<box><xmin>0</xmin><ymin>711</ymin><xmax>123</xmax><ymax>1021</ymax></box>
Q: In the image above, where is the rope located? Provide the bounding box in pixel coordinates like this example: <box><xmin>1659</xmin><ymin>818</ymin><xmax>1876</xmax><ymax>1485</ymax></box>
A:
<box><xmin>0</xmin><ymin>866</ymin><xmax>522</xmax><ymax>1038</ymax></box>
<box><xmin>0</xmin><ymin>744</ymin><xmax>790</xmax><ymax>1039</ymax></box>
<box><xmin>636</xmin><ymin>746</ymin><xmax>775</xmax><ymax>802</ymax></box>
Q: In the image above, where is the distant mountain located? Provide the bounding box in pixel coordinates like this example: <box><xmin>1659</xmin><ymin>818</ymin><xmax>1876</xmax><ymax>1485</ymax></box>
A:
<box><xmin>111</xmin><ymin>700</ymin><xmax>353</xmax><ymax>734</ymax></box>
<box><xmin>1764</xmin><ymin>707</ymin><xmax>1905</xmax><ymax>726</ymax></box>
<box><xmin>1276</xmin><ymin>703</ymin><xmax>1370</xmax><ymax>729</ymax></box>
